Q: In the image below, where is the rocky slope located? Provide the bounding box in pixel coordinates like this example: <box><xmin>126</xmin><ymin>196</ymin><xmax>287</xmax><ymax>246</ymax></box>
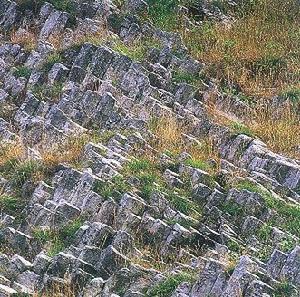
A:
<box><xmin>0</xmin><ymin>0</ymin><xmax>299</xmax><ymax>296</ymax></box>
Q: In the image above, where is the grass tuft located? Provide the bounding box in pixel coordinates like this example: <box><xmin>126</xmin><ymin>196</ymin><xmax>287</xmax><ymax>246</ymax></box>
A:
<box><xmin>146</xmin><ymin>272</ymin><xmax>197</xmax><ymax>297</ymax></box>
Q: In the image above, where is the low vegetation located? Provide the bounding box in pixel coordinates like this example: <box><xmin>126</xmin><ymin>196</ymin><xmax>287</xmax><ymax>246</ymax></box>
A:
<box><xmin>13</xmin><ymin>66</ymin><xmax>32</xmax><ymax>79</ymax></box>
<box><xmin>31</xmin><ymin>83</ymin><xmax>64</xmax><ymax>102</ymax></box>
<box><xmin>236</xmin><ymin>179</ymin><xmax>300</xmax><ymax>237</ymax></box>
<box><xmin>146</xmin><ymin>272</ymin><xmax>197</xmax><ymax>297</ymax></box>
<box><xmin>10</xmin><ymin>28</ymin><xmax>37</xmax><ymax>51</ymax></box>
<box><xmin>144</xmin><ymin>0</ymin><xmax>300</xmax><ymax>159</ymax></box>
<box><xmin>33</xmin><ymin>218</ymin><xmax>84</xmax><ymax>256</ymax></box>
<box><xmin>149</xmin><ymin>115</ymin><xmax>220</xmax><ymax>172</ymax></box>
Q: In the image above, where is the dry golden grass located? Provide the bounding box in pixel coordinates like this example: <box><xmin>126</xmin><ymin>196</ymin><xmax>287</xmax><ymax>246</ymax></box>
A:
<box><xmin>210</xmin><ymin>102</ymin><xmax>300</xmax><ymax>159</ymax></box>
<box><xmin>251</xmin><ymin>105</ymin><xmax>300</xmax><ymax>159</ymax></box>
<box><xmin>0</xmin><ymin>143</ymin><xmax>24</xmax><ymax>167</ymax></box>
<box><xmin>10</xmin><ymin>29</ymin><xmax>37</xmax><ymax>51</ymax></box>
<box><xmin>149</xmin><ymin>116</ymin><xmax>186</xmax><ymax>153</ymax></box>
<box><xmin>180</xmin><ymin>0</ymin><xmax>300</xmax><ymax>97</ymax></box>
<box><xmin>33</xmin><ymin>280</ymin><xmax>75</xmax><ymax>297</ymax></box>
<box><xmin>41</xmin><ymin>135</ymin><xmax>89</xmax><ymax>169</ymax></box>
<box><xmin>47</xmin><ymin>25</ymin><xmax>110</xmax><ymax>50</ymax></box>
<box><xmin>149</xmin><ymin>115</ymin><xmax>220</xmax><ymax>168</ymax></box>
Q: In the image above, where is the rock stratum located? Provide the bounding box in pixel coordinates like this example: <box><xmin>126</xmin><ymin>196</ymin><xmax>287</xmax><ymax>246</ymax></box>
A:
<box><xmin>0</xmin><ymin>0</ymin><xmax>299</xmax><ymax>296</ymax></box>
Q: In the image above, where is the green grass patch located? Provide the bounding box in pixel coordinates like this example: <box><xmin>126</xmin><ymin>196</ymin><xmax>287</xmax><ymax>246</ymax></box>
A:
<box><xmin>93</xmin><ymin>175</ymin><xmax>131</xmax><ymax>200</ymax></box>
<box><xmin>10</xmin><ymin>160</ymin><xmax>41</xmax><ymax>190</ymax></box>
<box><xmin>33</xmin><ymin>218</ymin><xmax>84</xmax><ymax>256</ymax></box>
<box><xmin>273</xmin><ymin>282</ymin><xmax>297</xmax><ymax>297</ymax></box>
<box><xmin>112</xmin><ymin>37</ymin><xmax>162</xmax><ymax>62</ymax></box>
<box><xmin>235</xmin><ymin>179</ymin><xmax>300</xmax><ymax>237</ymax></box>
<box><xmin>221</xmin><ymin>200</ymin><xmax>244</xmax><ymax>217</ymax></box>
<box><xmin>184</xmin><ymin>158</ymin><xmax>211</xmax><ymax>172</ymax></box>
<box><xmin>146</xmin><ymin>0</ymin><xmax>181</xmax><ymax>31</ymax></box>
<box><xmin>31</xmin><ymin>83</ymin><xmax>63</xmax><ymax>102</ymax></box>
<box><xmin>0</xmin><ymin>195</ymin><xmax>24</xmax><ymax>216</ymax></box>
<box><xmin>257</xmin><ymin>224</ymin><xmax>272</xmax><ymax>242</ymax></box>
<box><xmin>280</xmin><ymin>88</ymin><xmax>300</xmax><ymax>104</ymax></box>
<box><xmin>127</xmin><ymin>158</ymin><xmax>154</xmax><ymax>173</ymax></box>
<box><xmin>227</xmin><ymin>238</ymin><xmax>241</xmax><ymax>253</ymax></box>
<box><xmin>41</xmin><ymin>53</ymin><xmax>62</xmax><ymax>72</ymax></box>
<box><xmin>172</xmin><ymin>70</ymin><xmax>200</xmax><ymax>86</ymax></box>
<box><xmin>13</xmin><ymin>66</ymin><xmax>32</xmax><ymax>79</ymax></box>
<box><xmin>146</xmin><ymin>272</ymin><xmax>197</xmax><ymax>297</ymax></box>
<box><xmin>230</xmin><ymin>122</ymin><xmax>254</xmax><ymax>137</ymax></box>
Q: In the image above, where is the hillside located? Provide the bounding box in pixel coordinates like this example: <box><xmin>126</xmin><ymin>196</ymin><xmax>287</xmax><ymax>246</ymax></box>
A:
<box><xmin>0</xmin><ymin>0</ymin><xmax>299</xmax><ymax>296</ymax></box>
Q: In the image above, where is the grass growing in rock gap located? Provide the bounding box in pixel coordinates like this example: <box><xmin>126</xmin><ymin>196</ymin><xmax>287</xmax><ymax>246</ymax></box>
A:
<box><xmin>33</xmin><ymin>218</ymin><xmax>84</xmax><ymax>256</ymax></box>
<box><xmin>41</xmin><ymin>52</ymin><xmax>63</xmax><ymax>72</ymax></box>
<box><xmin>229</xmin><ymin>122</ymin><xmax>254</xmax><ymax>137</ymax></box>
<box><xmin>122</xmin><ymin>157</ymin><xmax>202</xmax><ymax>218</ymax></box>
<box><xmin>146</xmin><ymin>272</ymin><xmax>197</xmax><ymax>297</ymax></box>
<box><xmin>235</xmin><ymin>179</ymin><xmax>300</xmax><ymax>237</ymax></box>
<box><xmin>145</xmin><ymin>0</ymin><xmax>300</xmax><ymax>158</ymax></box>
<box><xmin>10</xmin><ymin>28</ymin><xmax>37</xmax><ymax>51</ymax></box>
<box><xmin>0</xmin><ymin>195</ymin><xmax>25</xmax><ymax>216</ymax></box>
<box><xmin>13</xmin><ymin>66</ymin><xmax>32</xmax><ymax>79</ymax></box>
<box><xmin>112</xmin><ymin>37</ymin><xmax>163</xmax><ymax>62</ymax></box>
<box><xmin>172</xmin><ymin>70</ymin><xmax>201</xmax><ymax>86</ymax></box>
<box><xmin>0</xmin><ymin>135</ymin><xmax>95</xmax><ymax>204</ymax></box>
<box><xmin>93</xmin><ymin>175</ymin><xmax>132</xmax><ymax>200</ymax></box>
<box><xmin>149</xmin><ymin>116</ymin><xmax>220</xmax><ymax>173</ymax></box>
<box><xmin>31</xmin><ymin>83</ymin><xmax>64</xmax><ymax>102</ymax></box>
<box><xmin>16</xmin><ymin>0</ymin><xmax>76</xmax><ymax>15</ymax></box>
<box><xmin>273</xmin><ymin>282</ymin><xmax>298</xmax><ymax>297</ymax></box>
